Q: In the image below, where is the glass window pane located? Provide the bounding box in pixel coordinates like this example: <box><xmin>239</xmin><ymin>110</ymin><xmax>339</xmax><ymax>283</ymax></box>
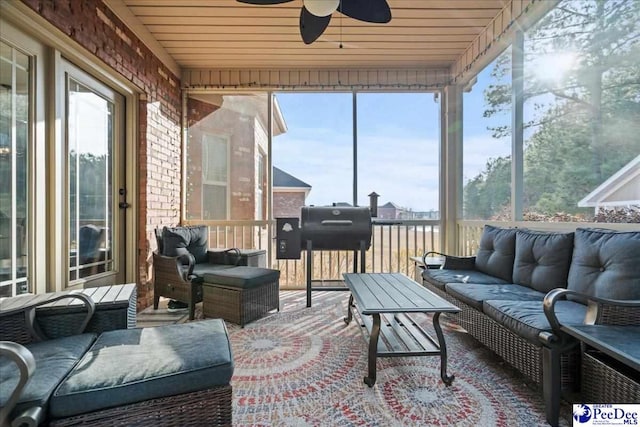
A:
<box><xmin>185</xmin><ymin>93</ymin><xmax>269</xmax><ymax>222</ymax></box>
<box><xmin>67</xmin><ymin>78</ymin><xmax>113</xmax><ymax>279</ymax></box>
<box><xmin>273</xmin><ymin>93</ymin><xmax>352</xmax><ymax>212</ymax></box>
<box><xmin>0</xmin><ymin>41</ymin><xmax>30</xmax><ymax>296</ymax></box>
<box><xmin>203</xmin><ymin>134</ymin><xmax>228</xmax><ymax>184</ymax></box>
<box><xmin>203</xmin><ymin>185</ymin><xmax>227</xmax><ymax>220</ymax></box>
<box><xmin>356</xmin><ymin>93</ymin><xmax>440</xmax><ymax>219</ymax></box>
<box><xmin>523</xmin><ymin>0</ymin><xmax>640</xmax><ymax>222</ymax></box>
<box><xmin>15</xmin><ymin>52</ymin><xmax>28</xmax><ymax>280</ymax></box>
<box><xmin>463</xmin><ymin>48</ymin><xmax>513</xmax><ymax>220</ymax></box>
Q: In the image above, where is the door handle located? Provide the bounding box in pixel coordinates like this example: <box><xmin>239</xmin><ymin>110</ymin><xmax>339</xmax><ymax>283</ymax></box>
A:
<box><xmin>118</xmin><ymin>188</ymin><xmax>129</xmax><ymax>209</ymax></box>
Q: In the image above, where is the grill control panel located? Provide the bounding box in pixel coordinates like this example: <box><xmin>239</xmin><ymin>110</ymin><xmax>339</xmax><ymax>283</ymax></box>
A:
<box><xmin>276</xmin><ymin>217</ymin><xmax>301</xmax><ymax>259</ymax></box>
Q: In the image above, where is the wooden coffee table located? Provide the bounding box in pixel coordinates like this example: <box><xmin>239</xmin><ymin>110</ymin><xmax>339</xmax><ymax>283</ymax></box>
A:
<box><xmin>343</xmin><ymin>273</ymin><xmax>460</xmax><ymax>386</ymax></box>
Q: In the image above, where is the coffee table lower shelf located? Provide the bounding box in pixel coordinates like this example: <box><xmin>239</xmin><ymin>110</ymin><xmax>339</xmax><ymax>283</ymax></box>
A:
<box><xmin>344</xmin><ymin>297</ymin><xmax>454</xmax><ymax>387</ymax></box>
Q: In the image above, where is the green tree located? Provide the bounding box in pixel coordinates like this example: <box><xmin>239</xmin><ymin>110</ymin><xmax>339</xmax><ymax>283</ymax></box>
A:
<box><xmin>463</xmin><ymin>157</ymin><xmax>511</xmax><ymax>219</ymax></box>
<box><xmin>466</xmin><ymin>0</ymin><xmax>640</xmax><ymax>219</ymax></box>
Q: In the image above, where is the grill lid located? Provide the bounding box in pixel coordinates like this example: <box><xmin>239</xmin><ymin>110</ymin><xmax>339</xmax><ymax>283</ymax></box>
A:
<box><xmin>300</xmin><ymin>206</ymin><xmax>372</xmax><ymax>250</ymax></box>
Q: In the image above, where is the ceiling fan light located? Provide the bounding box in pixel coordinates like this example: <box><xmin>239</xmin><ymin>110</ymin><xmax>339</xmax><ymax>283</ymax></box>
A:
<box><xmin>303</xmin><ymin>0</ymin><xmax>340</xmax><ymax>17</ymax></box>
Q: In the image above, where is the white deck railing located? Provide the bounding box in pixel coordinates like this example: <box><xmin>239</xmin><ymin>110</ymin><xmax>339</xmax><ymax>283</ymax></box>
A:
<box><xmin>185</xmin><ymin>219</ymin><xmax>440</xmax><ymax>289</ymax></box>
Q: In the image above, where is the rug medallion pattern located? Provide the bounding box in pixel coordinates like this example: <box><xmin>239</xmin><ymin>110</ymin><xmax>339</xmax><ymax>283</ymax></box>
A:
<box><xmin>222</xmin><ymin>291</ymin><xmax>570</xmax><ymax>426</ymax></box>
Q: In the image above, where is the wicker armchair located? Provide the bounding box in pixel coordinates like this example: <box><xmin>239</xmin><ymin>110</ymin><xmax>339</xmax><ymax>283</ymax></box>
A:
<box><xmin>153</xmin><ymin>225</ymin><xmax>242</xmax><ymax>320</ymax></box>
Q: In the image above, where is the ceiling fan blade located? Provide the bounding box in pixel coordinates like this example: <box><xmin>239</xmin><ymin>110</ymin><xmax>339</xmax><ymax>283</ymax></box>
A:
<box><xmin>236</xmin><ymin>0</ymin><xmax>293</xmax><ymax>4</ymax></box>
<box><xmin>339</xmin><ymin>0</ymin><xmax>391</xmax><ymax>23</ymax></box>
<box><xmin>300</xmin><ymin>7</ymin><xmax>331</xmax><ymax>44</ymax></box>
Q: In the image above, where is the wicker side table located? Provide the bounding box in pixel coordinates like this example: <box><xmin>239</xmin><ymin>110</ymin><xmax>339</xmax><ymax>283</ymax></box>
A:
<box><xmin>35</xmin><ymin>284</ymin><xmax>137</xmax><ymax>337</ymax></box>
<box><xmin>563</xmin><ymin>324</ymin><xmax>640</xmax><ymax>403</ymax></box>
<box><xmin>202</xmin><ymin>267</ymin><xmax>280</xmax><ymax>327</ymax></box>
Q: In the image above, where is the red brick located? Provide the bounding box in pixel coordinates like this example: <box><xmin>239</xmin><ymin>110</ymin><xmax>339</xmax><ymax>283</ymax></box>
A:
<box><xmin>21</xmin><ymin>0</ymin><xmax>182</xmax><ymax>310</ymax></box>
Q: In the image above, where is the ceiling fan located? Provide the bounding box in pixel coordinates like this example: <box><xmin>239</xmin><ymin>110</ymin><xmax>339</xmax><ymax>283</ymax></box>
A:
<box><xmin>237</xmin><ymin>0</ymin><xmax>392</xmax><ymax>44</ymax></box>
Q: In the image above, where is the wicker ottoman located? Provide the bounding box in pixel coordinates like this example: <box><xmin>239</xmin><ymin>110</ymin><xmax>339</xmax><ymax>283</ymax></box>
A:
<box><xmin>202</xmin><ymin>266</ymin><xmax>280</xmax><ymax>327</ymax></box>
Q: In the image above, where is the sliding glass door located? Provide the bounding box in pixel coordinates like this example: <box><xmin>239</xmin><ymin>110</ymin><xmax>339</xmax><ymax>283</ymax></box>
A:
<box><xmin>63</xmin><ymin>62</ymin><xmax>126</xmax><ymax>286</ymax></box>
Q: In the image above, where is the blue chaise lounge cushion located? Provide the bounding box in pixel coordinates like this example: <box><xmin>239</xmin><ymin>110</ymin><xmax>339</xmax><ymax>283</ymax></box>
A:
<box><xmin>0</xmin><ymin>333</ymin><xmax>96</xmax><ymax>419</ymax></box>
<box><xmin>49</xmin><ymin>319</ymin><xmax>234</xmax><ymax>418</ymax></box>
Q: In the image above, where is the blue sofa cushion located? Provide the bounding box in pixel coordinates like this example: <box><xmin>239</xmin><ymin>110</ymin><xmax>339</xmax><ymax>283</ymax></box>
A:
<box><xmin>203</xmin><ymin>266</ymin><xmax>280</xmax><ymax>289</ymax></box>
<box><xmin>49</xmin><ymin>319</ymin><xmax>234</xmax><ymax>418</ymax></box>
<box><xmin>475</xmin><ymin>225</ymin><xmax>517</xmax><ymax>282</ymax></box>
<box><xmin>0</xmin><ymin>334</ymin><xmax>96</xmax><ymax>417</ymax></box>
<box><xmin>445</xmin><ymin>283</ymin><xmax>545</xmax><ymax>311</ymax></box>
<box><xmin>567</xmin><ymin>228</ymin><xmax>640</xmax><ymax>300</ymax></box>
<box><xmin>512</xmin><ymin>230</ymin><xmax>574</xmax><ymax>293</ymax></box>
<box><xmin>161</xmin><ymin>225</ymin><xmax>209</xmax><ymax>264</ymax></box>
<box><xmin>483</xmin><ymin>299</ymin><xmax>587</xmax><ymax>345</ymax></box>
<box><xmin>422</xmin><ymin>269</ymin><xmax>509</xmax><ymax>291</ymax></box>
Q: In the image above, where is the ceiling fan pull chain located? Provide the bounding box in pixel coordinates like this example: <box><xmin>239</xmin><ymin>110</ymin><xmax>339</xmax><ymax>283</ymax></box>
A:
<box><xmin>339</xmin><ymin>7</ymin><xmax>343</xmax><ymax>49</ymax></box>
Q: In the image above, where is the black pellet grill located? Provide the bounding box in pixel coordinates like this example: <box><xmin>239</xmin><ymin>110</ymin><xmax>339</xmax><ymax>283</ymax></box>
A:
<box><xmin>276</xmin><ymin>206</ymin><xmax>372</xmax><ymax>307</ymax></box>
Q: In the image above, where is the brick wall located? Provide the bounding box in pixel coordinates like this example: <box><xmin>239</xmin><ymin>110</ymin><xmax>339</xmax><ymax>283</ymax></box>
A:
<box><xmin>185</xmin><ymin>97</ymin><xmax>220</xmax><ymax>219</ymax></box>
<box><xmin>274</xmin><ymin>192</ymin><xmax>306</xmax><ymax>218</ymax></box>
<box><xmin>185</xmin><ymin>101</ymin><xmax>259</xmax><ymax>223</ymax></box>
<box><xmin>20</xmin><ymin>0</ymin><xmax>183</xmax><ymax>311</ymax></box>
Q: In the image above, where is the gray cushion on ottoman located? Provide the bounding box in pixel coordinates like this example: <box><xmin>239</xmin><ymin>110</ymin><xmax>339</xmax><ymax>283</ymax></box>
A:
<box><xmin>49</xmin><ymin>319</ymin><xmax>233</xmax><ymax>418</ymax></box>
<box><xmin>203</xmin><ymin>266</ymin><xmax>280</xmax><ymax>289</ymax></box>
<box><xmin>0</xmin><ymin>334</ymin><xmax>96</xmax><ymax>417</ymax></box>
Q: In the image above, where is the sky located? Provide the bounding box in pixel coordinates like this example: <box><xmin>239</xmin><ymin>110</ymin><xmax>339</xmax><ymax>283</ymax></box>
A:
<box><xmin>272</xmin><ymin>61</ymin><xmax>511</xmax><ymax>212</ymax></box>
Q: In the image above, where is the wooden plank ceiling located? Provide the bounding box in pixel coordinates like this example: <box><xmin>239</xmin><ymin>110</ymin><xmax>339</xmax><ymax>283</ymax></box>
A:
<box><xmin>121</xmin><ymin>0</ymin><xmax>507</xmax><ymax>70</ymax></box>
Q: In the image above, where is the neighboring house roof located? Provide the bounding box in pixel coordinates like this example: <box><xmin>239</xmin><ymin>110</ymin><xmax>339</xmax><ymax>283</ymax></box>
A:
<box><xmin>273</xmin><ymin>166</ymin><xmax>311</xmax><ymax>189</ymax></box>
<box><xmin>380</xmin><ymin>202</ymin><xmax>402</xmax><ymax>209</ymax></box>
<box><xmin>578</xmin><ymin>155</ymin><xmax>640</xmax><ymax>207</ymax></box>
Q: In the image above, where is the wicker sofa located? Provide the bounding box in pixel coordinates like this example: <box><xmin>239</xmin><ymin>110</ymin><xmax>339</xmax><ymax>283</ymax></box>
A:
<box><xmin>0</xmin><ymin>292</ymin><xmax>233</xmax><ymax>426</ymax></box>
<box><xmin>421</xmin><ymin>225</ymin><xmax>640</xmax><ymax>426</ymax></box>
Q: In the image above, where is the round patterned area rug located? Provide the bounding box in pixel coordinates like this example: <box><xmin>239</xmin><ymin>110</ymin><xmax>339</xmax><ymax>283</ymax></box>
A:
<box><xmin>225</xmin><ymin>291</ymin><xmax>570</xmax><ymax>427</ymax></box>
